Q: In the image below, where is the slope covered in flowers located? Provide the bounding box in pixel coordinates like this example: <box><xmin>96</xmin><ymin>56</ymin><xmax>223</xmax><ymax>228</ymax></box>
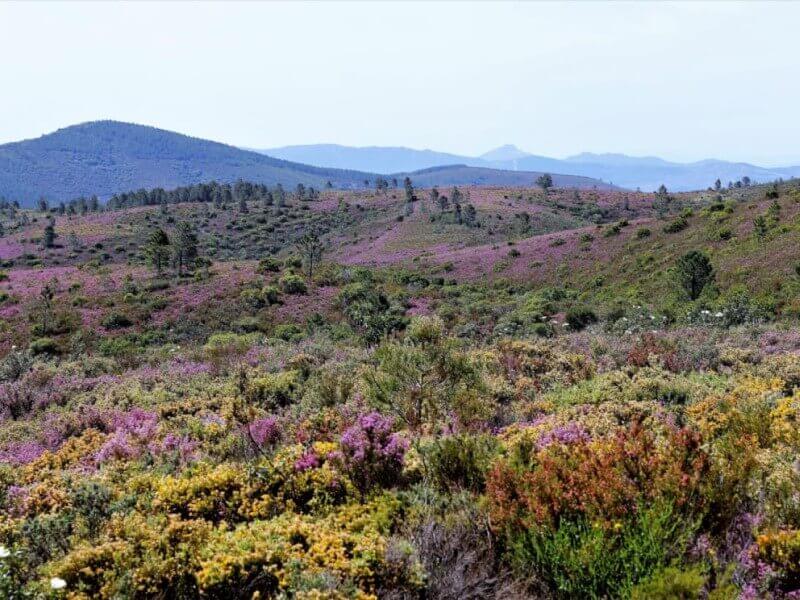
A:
<box><xmin>2</xmin><ymin>180</ymin><xmax>800</xmax><ymax>598</ymax></box>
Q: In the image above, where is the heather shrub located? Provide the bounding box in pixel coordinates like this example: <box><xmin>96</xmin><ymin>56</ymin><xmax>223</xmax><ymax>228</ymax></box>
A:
<box><xmin>337</xmin><ymin>412</ymin><xmax>408</xmax><ymax>497</ymax></box>
<box><xmin>101</xmin><ymin>312</ymin><xmax>133</xmax><ymax>330</ymax></box>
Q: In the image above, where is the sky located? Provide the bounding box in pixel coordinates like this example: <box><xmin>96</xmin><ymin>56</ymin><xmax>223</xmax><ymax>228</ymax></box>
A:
<box><xmin>2</xmin><ymin>1</ymin><xmax>799</xmax><ymax>166</ymax></box>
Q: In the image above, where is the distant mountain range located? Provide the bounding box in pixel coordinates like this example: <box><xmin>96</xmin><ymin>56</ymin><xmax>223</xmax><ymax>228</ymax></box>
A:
<box><xmin>0</xmin><ymin>122</ymin><xmax>613</xmax><ymax>206</ymax></box>
<box><xmin>259</xmin><ymin>144</ymin><xmax>800</xmax><ymax>192</ymax></box>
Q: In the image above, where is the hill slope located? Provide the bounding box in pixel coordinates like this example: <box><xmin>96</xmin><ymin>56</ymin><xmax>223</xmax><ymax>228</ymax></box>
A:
<box><xmin>0</xmin><ymin>122</ymin><xmax>616</xmax><ymax>205</ymax></box>
<box><xmin>0</xmin><ymin>121</ymin><xmax>377</xmax><ymax>205</ymax></box>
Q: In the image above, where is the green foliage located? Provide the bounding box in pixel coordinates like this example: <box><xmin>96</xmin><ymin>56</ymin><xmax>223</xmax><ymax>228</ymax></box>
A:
<box><xmin>422</xmin><ymin>434</ymin><xmax>498</xmax><ymax>492</ymax></box>
<box><xmin>566</xmin><ymin>307</ymin><xmax>598</xmax><ymax>331</ymax></box>
<box><xmin>338</xmin><ymin>282</ymin><xmax>407</xmax><ymax>344</ymax></box>
<box><xmin>508</xmin><ymin>502</ymin><xmax>696</xmax><ymax>600</ymax></box>
<box><xmin>101</xmin><ymin>312</ymin><xmax>133</xmax><ymax>330</ymax></box>
<box><xmin>28</xmin><ymin>337</ymin><xmax>59</xmax><ymax>356</ymax></box>
<box><xmin>278</xmin><ymin>273</ymin><xmax>307</xmax><ymax>295</ymax></box>
<box><xmin>675</xmin><ymin>251</ymin><xmax>714</xmax><ymax>300</ymax></box>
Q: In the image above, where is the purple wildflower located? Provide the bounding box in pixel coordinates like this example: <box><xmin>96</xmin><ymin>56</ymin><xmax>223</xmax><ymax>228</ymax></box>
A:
<box><xmin>536</xmin><ymin>422</ymin><xmax>590</xmax><ymax>450</ymax></box>
<box><xmin>249</xmin><ymin>416</ymin><xmax>281</xmax><ymax>449</ymax></box>
<box><xmin>294</xmin><ymin>450</ymin><xmax>321</xmax><ymax>472</ymax></box>
<box><xmin>338</xmin><ymin>411</ymin><xmax>407</xmax><ymax>496</ymax></box>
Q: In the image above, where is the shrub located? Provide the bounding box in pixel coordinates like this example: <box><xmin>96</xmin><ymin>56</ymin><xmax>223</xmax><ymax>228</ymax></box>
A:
<box><xmin>507</xmin><ymin>501</ymin><xmax>696</xmax><ymax>599</ymax></box>
<box><xmin>636</xmin><ymin>227</ymin><xmax>651</xmax><ymax>238</ymax></box>
<box><xmin>28</xmin><ymin>337</ymin><xmax>59</xmax><ymax>356</ymax></box>
<box><xmin>337</xmin><ymin>412</ymin><xmax>408</xmax><ymax>497</ymax></box>
<box><xmin>279</xmin><ymin>273</ymin><xmax>307</xmax><ymax>294</ymax></box>
<box><xmin>565</xmin><ymin>307</ymin><xmax>597</xmax><ymax>331</ymax></box>
<box><xmin>663</xmin><ymin>216</ymin><xmax>688</xmax><ymax>233</ymax></box>
<box><xmin>271</xmin><ymin>323</ymin><xmax>304</xmax><ymax>342</ymax></box>
<box><xmin>422</xmin><ymin>434</ymin><xmax>498</xmax><ymax>492</ymax></box>
<box><xmin>256</xmin><ymin>257</ymin><xmax>281</xmax><ymax>273</ymax></box>
<box><xmin>101</xmin><ymin>312</ymin><xmax>133</xmax><ymax>330</ymax></box>
<box><xmin>261</xmin><ymin>285</ymin><xmax>280</xmax><ymax>305</ymax></box>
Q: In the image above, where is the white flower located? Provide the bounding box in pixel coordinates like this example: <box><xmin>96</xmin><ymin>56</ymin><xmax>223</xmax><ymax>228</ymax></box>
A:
<box><xmin>715</xmin><ymin>312</ymin><xmax>724</xmax><ymax>318</ymax></box>
<box><xmin>0</xmin><ymin>545</ymin><xmax>10</xmax><ymax>558</ymax></box>
<box><xmin>649</xmin><ymin>315</ymin><xmax>655</xmax><ymax>320</ymax></box>
<box><xmin>50</xmin><ymin>577</ymin><xmax>67</xmax><ymax>590</ymax></box>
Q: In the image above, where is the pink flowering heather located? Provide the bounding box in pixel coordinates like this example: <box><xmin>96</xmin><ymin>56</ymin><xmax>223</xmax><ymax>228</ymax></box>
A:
<box><xmin>150</xmin><ymin>433</ymin><xmax>199</xmax><ymax>464</ymax></box>
<box><xmin>536</xmin><ymin>422</ymin><xmax>590</xmax><ymax>450</ymax></box>
<box><xmin>0</xmin><ymin>440</ymin><xmax>47</xmax><ymax>466</ymax></box>
<box><xmin>294</xmin><ymin>450</ymin><xmax>321</xmax><ymax>472</ymax></box>
<box><xmin>95</xmin><ymin>431</ymin><xmax>141</xmax><ymax>463</ymax></box>
<box><xmin>338</xmin><ymin>411</ymin><xmax>408</xmax><ymax>495</ymax></box>
<box><xmin>96</xmin><ymin>408</ymin><xmax>159</xmax><ymax>464</ymax></box>
<box><xmin>249</xmin><ymin>416</ymin><xmax>281</xmax><ymax>449</ymax></box>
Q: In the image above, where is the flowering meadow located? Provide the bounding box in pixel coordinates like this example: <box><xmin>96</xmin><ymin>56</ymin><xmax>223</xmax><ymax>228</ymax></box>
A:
<box><xmin>2</xmin><ymin>180</ymin><xmax>800</xmax><ymax>598</ymax></box>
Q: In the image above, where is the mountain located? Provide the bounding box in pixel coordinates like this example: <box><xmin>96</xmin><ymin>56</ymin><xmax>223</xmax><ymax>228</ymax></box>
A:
<box><xmin>257</xmin><ymin>143</ymin><xmax>800</xmax><ymax>192</ymax></box>
<box><xmin>0</xmin><ymin>122</ymin><xmax>615</xmax><ymax>206</ymax></box>
<box><xmin>258</xmin><ymin>144</ymin><xmax>485</xmax><ymax>174</ymax></box>
<box><xmin>479</xmin><ymin>144</ymin><xmax>530</xmax><ymax>162</ymax></box>
<box><xmin>0</xmin><ymin>121</ymin><xmax>376</xmax><ymax>205</ymax></box>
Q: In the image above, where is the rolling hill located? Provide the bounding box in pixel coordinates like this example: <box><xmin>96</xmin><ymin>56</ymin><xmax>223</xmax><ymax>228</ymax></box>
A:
<box><xmin>0</xmin><ymin>121</ymin><xmax>377</xmax><ymax>205</ymax></box>
<box><xmin>0</xmin><ymin>122</ymin><xmax>615</xmax><ymax>206</ymax></box>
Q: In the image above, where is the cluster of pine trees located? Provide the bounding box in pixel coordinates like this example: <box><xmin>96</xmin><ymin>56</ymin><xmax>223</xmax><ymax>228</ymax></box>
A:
<box><xmin>106</xmin><ymin>180</ymin><xmax>320</xmax><ymax>210</ymax></box>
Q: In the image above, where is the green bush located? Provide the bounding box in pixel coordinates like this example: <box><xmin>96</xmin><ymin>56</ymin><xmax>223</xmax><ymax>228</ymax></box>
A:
<box><xmin>262</xmin><ymin>285</ymin><xmax>281</xmax><ymax>305</ymax></box>
<box><xmin>272</xmin><ymin>323</ymin><xmax>304</xmax><ymax>342</ymax></box>
<box><xmin>101</xmin><ymin>312</ymin><xmax>133</xmax><ymax>330</ymax></box>
<box><xmin>279</xmin><ymin>273</ymin><xmax>307</xmax><ymax>295</ymax></box>
<box><xmin>422</xmin><ymin>434</ymin><xmax>498</xmax><ymax>492</ymax></box>
<box><xmin>256</xmin><ymin>257</ymin><xmax>282</xmax><ymax>273</ymax></box>
<box><xmin>29</xmin><ymin>337</ymin><xmax>59</xmax><ymax>356</ymax></box>
<box><xmin>509</xmin><ymin>502</ymin><xmax>695</xmax><ymax>599</ymax></box>
<box><xmin>566</xmin><ymin>307</ymin><xmax>598</xmax><ymax>331</ymax></box>
<box><xmin>663</xmin><ymin>216</ymin><xmax>688</xmax><ymax>234</ymax></box>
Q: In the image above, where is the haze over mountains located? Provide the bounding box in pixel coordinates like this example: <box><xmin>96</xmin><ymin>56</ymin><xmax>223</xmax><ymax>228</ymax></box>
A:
<box><xmin>0</xmin><ymin>121</ymin><xmax>612</xmax><ymax>206</ymax></box>
<box><xmin>261</xmin><ymin>143</ymin><xmax>800</xmax><ymax>192</ymax></box>
<box><xmin>2</xmin><ymin>120</ymin><xmax>795</xmax><ymax>207</ymax></box>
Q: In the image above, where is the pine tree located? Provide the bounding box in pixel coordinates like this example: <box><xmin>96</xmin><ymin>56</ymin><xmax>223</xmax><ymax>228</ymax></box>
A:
<box><xmin>463</xmin><ymin>204</ymin><xmax>477</xmax><ymax>227</ymax></box>
<box><xmin>145</xmin><ymin>228</ymin><xmax>171</xmax><ymax>275</ymax></box>
<box><xmin>295</xmin><ymin>231</ymin><xmax>324</xmax><ymax>279</ymax></box>
<box><xmin>42</xmin><ymin>221</ymin><xmax>56</xmax><ymax>248</ymax></box>
<box><xmin>404</xmin><ymin>177</ymin><xmax>414</xmax><ymax>203</ymax></box>
<box><xmin>536</xmin><ymin>173</ymin><xmax>554</xmax><ymax>193</ymax></box>
<box><xmin>173</xmin><ymin>221</ymin><xmax>198</xmax><ymax>276</ymax></box>
<box><xmin>676</xmin><ymin>251</ymin><xmax>714</xmax><ymax>300</ymax></box>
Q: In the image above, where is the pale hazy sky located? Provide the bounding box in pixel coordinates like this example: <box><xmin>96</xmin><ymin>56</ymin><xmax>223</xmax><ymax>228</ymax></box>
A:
<box><xmin>2</xmin><ymin>1</ymin><xmax>799</xmax><ymax>165</ymax></box>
